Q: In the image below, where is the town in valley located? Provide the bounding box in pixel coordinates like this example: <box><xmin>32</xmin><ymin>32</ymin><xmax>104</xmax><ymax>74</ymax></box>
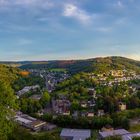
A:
<box><xmin>3</xmin><ymin>57</ymin><xmax>140</xmax><ymax>140</ymax></box>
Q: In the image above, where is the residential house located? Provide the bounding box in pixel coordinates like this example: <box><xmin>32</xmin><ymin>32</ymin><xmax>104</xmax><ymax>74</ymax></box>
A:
<box><xmin>87</xmin><ymin>112</ymin><xmax>94</xmax><ymax>117</ymax></box>
<box><xmin>80</xmin><ymin>111</ymin><xmax>87</xmax><ymax>117</ymax></box>
<box><xmin>110</xmin><ymin>70</ymin><xmax>124</xmax><ymax>77</ymax></box>
<box><xmin>98</xmin><ymin>110</ymin><xmax>105</xmax><ymax>116</ymax></box>
<box><xmin>87</xmin><ymin>100</ymin><xmax>96</xmax><ymax>107</ymax></box>
<box><xmin>118</xmin><ymin>102</ymin><xmax>126</xmax><ymax>111</ymax></box>
<box><xmin>72</xmin><ymin>111</ymin><xmax>78</xmax><ymax>119</ymax></box>
<box><xmin>52</xmin><ymin>99</ymin><xmax>71</xmax><ymax>115</ymax></box>
<box><xmin>80</xmin><ymin>101</ymin><xmax>87</xmax><ymax>108</ymax></box>
<box><xmin>88</xmin><ymin>88</ymin><xmax>96</xmax><ymax>98</ymax></box>
<box><xmin>101</xmin><ymin>125</ymin><xmax>114</xmax><ymax>132</ymax></box>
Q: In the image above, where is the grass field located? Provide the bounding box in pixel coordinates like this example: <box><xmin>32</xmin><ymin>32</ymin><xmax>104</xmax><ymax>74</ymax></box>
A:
<box><xmin>129</xmin><ymin>124</ymin><xmax>140</xmax><ymax>132</ymax></box>
<box><xmin>49</xmin><ymin>68</ymin><xmax>67</xmax><ymax>72</ymax></box>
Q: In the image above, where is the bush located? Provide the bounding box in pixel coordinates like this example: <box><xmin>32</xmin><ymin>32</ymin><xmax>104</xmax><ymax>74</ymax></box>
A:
<box><xmin>133</xmin><ymin>137</ymin><xmax>140</xmax><ymax>140</ymax></box>
<box><xmin>105</xmin><ymin>136</ymin><xmax>122</xmax><ymax>140</ymax></box>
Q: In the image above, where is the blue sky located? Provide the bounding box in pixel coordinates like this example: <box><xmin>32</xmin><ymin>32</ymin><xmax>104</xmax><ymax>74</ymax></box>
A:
<box><xmin>0</xmin><ymin>0</ymin><xmax>140</xmax><ymax>61</ymax></box>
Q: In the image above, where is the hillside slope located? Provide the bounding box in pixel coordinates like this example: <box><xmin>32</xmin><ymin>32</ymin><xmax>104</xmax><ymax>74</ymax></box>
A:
<box><xmin>0</xmin><ymin>65</ymin><xmax>20</xmax><ymax>84</ymax></box>
<box><xmin>19</xmin><ymin>57</ymin><xmax>140</xmax><ymax>74</ymax></box>
<box><xmin>1</xmin><ymin>56</ymin><xmax>140</xmax><ymax>74</ymax></box>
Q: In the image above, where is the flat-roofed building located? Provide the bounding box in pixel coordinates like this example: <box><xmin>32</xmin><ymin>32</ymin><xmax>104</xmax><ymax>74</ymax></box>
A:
<box><xmin>16</xmin><ymin>85</ymin><xmax>40</xmax><ymax>97</ymax></box>
<box><xmin>99</xmin><ymin>129</ymin><xmax>129</xmax><ymax>139</ymax></box>
<box><xmin>15</xmin><ymin>113</ymin><xmax>46</xmax><ymax>131</ymax></box>
<box><xmin>30</xmin><ymin>94</ymin><xmax>42</xmax><ymax>100</ymax></box>
<box><xmin>122</xmin><ymin>132</ymin><xmax>140</xmax><ymax>140</ymax></box>
<box><xmin>29</xmin><ymin>120</ymin><xmax>46</xmax><ymax>131</ymax></box>
<box><xmin>60</xmin><ymin>128</ymin><xmax>91</xmax><ymax>140</ymax></box>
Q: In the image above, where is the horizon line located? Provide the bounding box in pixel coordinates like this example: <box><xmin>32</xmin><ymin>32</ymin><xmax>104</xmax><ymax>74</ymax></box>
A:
<box><xmin>0</xmin><ymin>55</ymin><xmax>140</xmax><ymax>62</ymax></box>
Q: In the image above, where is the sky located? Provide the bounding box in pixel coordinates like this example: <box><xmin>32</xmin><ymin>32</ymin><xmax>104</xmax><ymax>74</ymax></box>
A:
<box><xmin>0</xmin><ymin>0</ymin><xmax>140</xmax><ymax>61</ymax></box>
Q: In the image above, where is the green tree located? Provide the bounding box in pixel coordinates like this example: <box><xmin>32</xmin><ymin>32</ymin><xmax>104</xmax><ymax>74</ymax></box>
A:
<box><xmin>0</xmin><ymin>81</ymin><xmax>17</xmax><ymax>140</ymax></box>
<box><xmin>105</xmin><ymin>136</ymin><xmax>122</xmax><ymax>140</ymax></box>
<box><xmin>8</xmin><ymin>126</ymin><xmax>33</xmax><ymax>140</ymax></box>
<box><xmin>133</xmin><ymin>137</ymin><xmax>140</xmax><ymax>140</ymax></box>
<box><xmin>20</xmin><ymin>98</ymin><xmax>42</xmax><ymax>114</ymax></box>
<box><xmin>40</xmin><ymin>91</ymin><xmax>50</xmax><ymax>107</ymax></box>
<box><xmin>42</xmin><ymin>113</ymin><xmax>53</xmax><ymax>122</ymax></box>
<box><xmin>70</xmin><ymin>100</ymin><xmax>80</xmax><ymax>111</ymax></box>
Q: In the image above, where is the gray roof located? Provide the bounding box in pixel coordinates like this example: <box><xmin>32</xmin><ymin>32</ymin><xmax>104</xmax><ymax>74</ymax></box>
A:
<box><xmin>60</xmin><ymin>128</ymin><xmax>91</xmax><ymax>139</ymax></box>
<box><xmin>72</xmin><ymin>137</ymin><xmax>87</xmax><ymax>140</ymax></box>
<box><xmin>99</xmin><ymin>129</ymin><xmax>129</xmax><ymax>138</ymax></box>
<box><xmin>122</xmin><ymin>132</ymin><xmax>140</xmax><ymax>140</ymax></box>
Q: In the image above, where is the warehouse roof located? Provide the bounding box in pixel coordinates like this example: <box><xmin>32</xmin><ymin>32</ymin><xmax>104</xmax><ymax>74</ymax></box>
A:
<box><xmin>60</xmin><ymin>128</ymin><xmax>91</xmax><ymax>140</ymax></box>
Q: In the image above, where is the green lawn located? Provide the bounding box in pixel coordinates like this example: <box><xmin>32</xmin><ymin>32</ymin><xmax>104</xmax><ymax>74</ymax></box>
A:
<box><xmin>33</xmin><ymin>127</ymin><xmax>62</xmax><ymax>135</ymax></box>
<box><xmin>49</xmin><ymin>68</ymin><xmax>67</xmax><ymax>72</ymax></box>
<box><xmin>129</xmin><ymin>124</ymin><xmax>140</xmax><ymax>132</ymax></box>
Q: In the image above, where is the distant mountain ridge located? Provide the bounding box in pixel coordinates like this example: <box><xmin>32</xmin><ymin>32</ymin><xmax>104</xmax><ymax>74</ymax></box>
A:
<box><xmin>1</xmin><ymin>56</ymin><xmax>140</xmax><ymax>74</ymax></box>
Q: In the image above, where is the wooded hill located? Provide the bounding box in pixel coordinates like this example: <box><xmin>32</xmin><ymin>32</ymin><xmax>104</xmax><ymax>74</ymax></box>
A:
<box><xmin>1</xmin><ymin>56</ymin><xmax>140</xmax><ymax>74</ymax></box>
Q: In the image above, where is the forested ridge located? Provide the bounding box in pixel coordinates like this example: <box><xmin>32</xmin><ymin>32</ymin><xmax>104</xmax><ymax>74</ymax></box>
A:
<box><xmin>9</xmin><ymin>56</ymin><xmax>140</xmax><ymax>74</ymax></box>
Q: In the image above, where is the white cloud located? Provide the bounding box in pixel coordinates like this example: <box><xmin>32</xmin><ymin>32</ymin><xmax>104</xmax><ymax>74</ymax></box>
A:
<box><xmin>15</xmin><ymin>0</ymin><xmax>54</xmax><ymax>9</ymax></box>
<box><xmin>129</xmin><ymin>0</ymin><xmax>135</xmax><ymax>2</ymax></box>
<box><xmin>96</xmin><ymin>27</ymin><xmax>112</xmax><ymax>33</ymax></box>
<box><xmin>115</xmin><ymin>18</ymin><xmax>127</xmax><ymax>25</ymax></box>
<box><xmin>127</xmin><ymin>54</ymin><xmax>140</xmax><ymax>61</ymax></box>
<box><xmin>111</xmin><ymin>0</ymin><xmax>124</xmax><ymax>10</ymax></box>
<box><xmin>17</xmin><ymin>38</ymin><xmax>33</xmax><ymax>46</ymax></box>
<box><xmin>0</xmin><ymin>0</ymin><xmax>54</xmax><ymax>9</ymax></box>
<box><xmin>14</xmin><ymin>0</ymin><xmax>37</xmax><ymax>5</ymax></box>
<box><xmin>0</xmin><ymin>0</ymin><xmax>6</xmax><ymax>5</ymax></box>
<box><xmin>117</xmin><ymin>1</ymin><xmax>123</xmax><ymax>8</ymax></box>
<box><xmin>63</xmin><ymin>4</ymin><xmax>91</xmax><ymax>25</ymax></box>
